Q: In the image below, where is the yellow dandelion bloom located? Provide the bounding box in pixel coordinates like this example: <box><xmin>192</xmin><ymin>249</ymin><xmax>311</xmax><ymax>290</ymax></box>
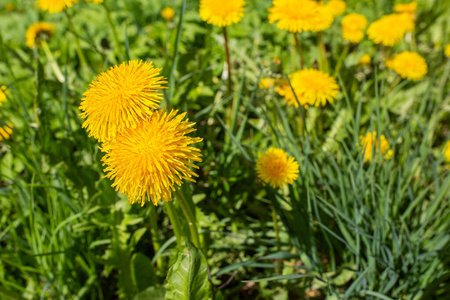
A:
<box><xmin>394</xmin><ymin>1</ymin><xmax>417</xmax><ymax>16</ymax></box>
<box><xmin>367</xmin><ymin>13</ymin><xmax>414</xmax><ymax>47</ymax></box>
<box><xmin>101</xmin><ymin>109</ymin><xmax>202</xmax><ymax>206</ymax></box>
<box><xmin>358</xmin><ymin>54</ymin><xmax>371</xmax><ymax>66</ymax></box>
<box><xmin>443</xmin><ymin>141</ymin><xmax>450</xmax><ymax>163</ymax></box>
<box><xmin>161</xmin><ymin>7</ymin><xmax>175</xmax><ymax>21</ymax></box>
<box><xmin>445</xmin><ymin>44</ymin><xmax>450</xmax><ymax>58</ymax></box>
<box><xmin>199</xmin><ymin>0</ymin><xmax>245</xmax><ymax>27</ymax></box>
<box><xmin>36</xmin><ymin>0</ymin><xmax>78</xmax><ymax>13</ymax></box>
<box><xmin>324</xmin><ymin>0</ymin><xmax>346</xmax><ymax>17</ymax></box>
<box><xmin>342</xmin><ymin>13</ymin><xmax>368</xmax><ymax>43</ymax></box>
<box><xmin>259</xmin><ymin>78</ymin><xmax>276</xmax><ymax>89</ymax></box>
<box><xmin>25</xmin><ymin>22</ymin><xmax>56</xmax><ymax>49</ymax></box>
<box><xmin>79</xmin><ymin>60</ymin><xmax>167</xmax><ymax>142</ymax></box>
<box><xmin>256</xmin><ymin>148</ymin><xmax>299</xmax><ymax>189</ymax></box>
<box><xmin>386</xmin><ymin>51</ymin><xmax>427</xmax><ymax>81</ymax></box>
<box><xmin>280</xmin><ymin>69</ymin><xmax>339</xmax><ymax>108</ymax></box>
<box><xmin>268</xmin><ymin>0</ymin><xmax>334</xmax><ymax>33</ymax></box>
<box><xmin>85</xmin><ymin>0</ymin><xmax>103</xmax><ymax>3</ymax></box>
<box><xmin>0</xmin><ymin>86</ymin><xmax>9</xmax><ymax>106</ymax></box>
<box><xmin>358</xmin><ymin>131</ymin><xmax>393</xmax><ymax>163</ymax></box>
<box><xmin>0</xmin><ymin>123</ymin><xmax>14</xmax><ymax>142</ymax></box>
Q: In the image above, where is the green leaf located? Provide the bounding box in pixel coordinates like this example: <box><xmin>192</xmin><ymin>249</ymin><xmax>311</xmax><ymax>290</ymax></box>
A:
<box><xmin>132</xmin><ymin>253</ymin><xmax>157</xmax><ymax>292</ymax></box>
<box><xmin>134</xmin><ymin>286</ymin><xmax>165</xmax><ymax>300</ymax></box>
<box><xmin>164</xmin><ymin>241</ymin><xmax>211</xmax><ymax>300</ymax></box>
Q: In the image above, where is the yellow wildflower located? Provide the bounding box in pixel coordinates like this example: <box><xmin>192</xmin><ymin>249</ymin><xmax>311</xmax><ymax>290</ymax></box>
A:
<box><xmin>79</xmin><ymin>60</ymin><xmax>167</xmax><ymax>142</ymax></box>
<box><xmin>367</xmin><ymin>13</ymin><xmax>414</xmax><ymax>47</ymax></box>
<box><xmin>358</xmin><ymin>131</ymin><xmax>393</xmax><ymax>163</ymax></box>
<box><xmin>36</xmin><ymin>0</ymin><xmax>78</xmax><ymax>13</ymax></box>
<box><xmin>342</xmin><ymin>13</ymin><xmax>368</xmax><ymax>43</ymax></box>
<box><xmin>25</xmin><ymin>22</ymin><xmax>56</xmax><ymax>49</ymax></box>
<box><xmin>256</xmin><ymin>148</ymin><xmax>299</xmax><ymax>189</ymax></box>
<box><xmin>386</xmin><ymin>51</ymin><xmax>427</xmax><ymax>81</ymax></box>
<box><xmin>161</xmin><ymin>7</ymin><xmax>175</xmax><ymax>21</ymax></box>
<box><xmin>101</xmin><ymin>109</ymin><xmax>202</xmax><ymax>206</ymax></box>
<box><xmin>199</xmin><ymin>0</ymin><xmax>245</xmax><ymax>27</ymax></box>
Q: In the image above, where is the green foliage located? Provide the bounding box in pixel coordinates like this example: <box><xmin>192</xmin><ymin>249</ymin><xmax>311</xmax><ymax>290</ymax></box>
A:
<box><xmin>0</xmin><ymin>0</ymin><xmax>449</xmax><ymax>299</ymax></box>
<box><xmin>165</xmin><ymin>241</ymin><xmax>211</xmax><ymax>300</ymax></box>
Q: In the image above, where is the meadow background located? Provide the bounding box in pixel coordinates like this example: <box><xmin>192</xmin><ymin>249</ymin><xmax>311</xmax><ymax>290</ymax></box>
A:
<box><xmin>1</xmin><ymin>0</ymin><xmax>449</xmax><ymax>299</ymax></box>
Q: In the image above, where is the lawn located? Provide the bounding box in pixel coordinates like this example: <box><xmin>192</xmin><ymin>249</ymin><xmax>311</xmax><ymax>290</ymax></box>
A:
<box><xmin>0</xmin><ymin>0</ymin><xmax>449</xmax><ymax>299</ymax></box>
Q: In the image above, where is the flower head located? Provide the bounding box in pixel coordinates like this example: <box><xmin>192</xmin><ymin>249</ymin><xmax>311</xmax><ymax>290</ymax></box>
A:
<box><xmin>101</xmin><ymin>109</ymin><xmax>202</xmax><ymax>206</ymax></box>
<box><xmin>0</xmin><ymin>123</ymin><xmax>13</xmax><ymax>142</ymax></box>
<box><xmin>367</xmin><ymin>13</ymin><xmax>414</xmax><ymax>47</ymax></box>
<box><xmin>394</xmin><ymin>1</ymin><xmax>417</xmax><ymax>16</ymax></box>
<box><xmin>259</xmin><ymin>78</ymin><xmax>276</xmax><ymax>89</ymax></box>
<box><xmin>161</xmin><ymin>7</ymin><xmax>175</xmax><ymax>21</ymax></box>
<box><xmin>386</xmin><ymin>51</ymin><xmax>427</xmax><ymax>81</ymax></box>
<box><xmin>342</xmin><ymin>13</ymin><xmax>368</xmax><ymax>43</ymax></box>
<box><xmin>26</xmin><ymin>22</ymin><xmax>55</xmax><ymax>49</ymax></box>
<box><xmin>5</xmin><ymin>3</ymin><xmax>14</xmax><ymax>11</ymax></box>
<box><xmin>79</xmin><ymin>60</ymin><xmax>167</xmax><ymax>142</ymax></box>
<box><xmin>256</xmin><ymin>148</ymin><xmax>299</xmax><ymax>189</ymax></box>
<box><xmin>279</xmin><ymin>69</ymin><xmax>339</xmax><ymax>108</ymax></box>
<box><xmin>324</xmin><ymin>0</ymin><xmax>346</xmax><ymax>17</ymax></box>
<box><xmin>358</xmin><ymin>131</ymin><xmax>393</xmax><ymax>163</ymax></box>
<box><xmin>358</xmin><ymin>54</ymin><xmax>371</xmax><ymax>66</ymax></box>
<box><xmin>85</xmin><ymin>0</ymin><xmax>103</xmax><ymax>3</ymax></box>
<box><xmin>199</xmin><ymin>0</ymin><xmax>245</xmax><ymax>27</ymax></box>
<box><xmin>443</xmin><ymin>141</ymin><xmax>450</xmax><ymax>163</ymax></box>
<box><xmin>268</xmin><ymin>0</ymin><xmax>334</xmax><ymax>33</ymax></box>
<box><xmin>0</xmin><ymin>86</ymin><xmax>9</xmax><ymax>106</ymax></box>
<box><xmin>36</xmin><ymin>0</ymin><xmax>78</xmax><ymax>13</ymax></box>
<box><xmin>445</xmin><ymin>44</ymin><xmax>450</xmax><ymax>58</ymax></box>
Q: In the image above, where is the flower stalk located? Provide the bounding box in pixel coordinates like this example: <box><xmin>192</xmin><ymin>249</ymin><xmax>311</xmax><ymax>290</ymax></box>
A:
<box><xmin>222</xmin><ymin>26</ymin><xmax>233</xmax><ymax>94</ymax></box>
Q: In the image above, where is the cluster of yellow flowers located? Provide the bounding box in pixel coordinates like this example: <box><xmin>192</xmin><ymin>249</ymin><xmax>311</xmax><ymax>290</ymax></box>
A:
<box><xmin>79</xmin><ymin>61</ymin><xmax>202</xmax><ymax>206</ymax></box>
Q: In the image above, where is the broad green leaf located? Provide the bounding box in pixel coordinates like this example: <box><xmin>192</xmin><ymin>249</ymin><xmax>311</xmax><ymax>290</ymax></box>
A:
<box><xmin>133</xmin><ymin>286</ymin><xmax>165</xmax><ymax>300</ymax></box>
<box><xmin>164</xmin><ymin>241</ymin><xmax>211</xmax><ymax>300</ymax></box>
<box><xmin>132</xmin><ymin>253</ymin><xmax>157</xmax><ymax>292</ymax></box>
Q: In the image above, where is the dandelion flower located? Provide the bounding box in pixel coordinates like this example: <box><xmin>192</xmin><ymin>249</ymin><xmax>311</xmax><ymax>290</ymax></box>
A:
<box><xmin>445</xmin><ymin>44</ymin><xmax>450</xmax><ymax>58</ymax></box>
<box><xmin>256</xmin><ymin>148</ymin><xmax>299</xmax><ymax>189</ymax></box>
<box><xmin>394</xmin><ymin>1</ymin><xmax>417</xmax><ymax>16</ymax></box>
<box><xmin>36</xmin><ymin>0</ymin><xmax>78</xmax><ymax>13</ymax></box>
<box><xmin>5</xmin><ymin>3</ymin><xmax>14</xmax><ymax>11</ymax></box>
<box><xmin>324</xmin><ymin>0</ymin><xmax>346</xmax><ymax>17</ymax></box>
<box><xmin>79</xmin><ymin>60</ymin><xmax>167</xmax><ymax>142</ymax></box>
<box><xmin>268</xmin><ymin>0</ymin><xmax>334</xmax><ymax>33</ymax></box>
<box><xmin>161</xmin><ymin>7</ymin><xmax>175</xmax><ymax>21</ymax></box>
<box><xmin>358</xmin><ymin>131</ymin><xmax>393</xmax><ymax>163</ymax></box>
<box><xmin>25</xmin><ymin>22</ymin><xmax>56</xmax><ymax>49</ymax></box>
<box><xmin>85</xmin><ymin>0</ymin><xmax>103</xmax><ymax>3</ymax></box>
<box><xmin>199</xmin><ymin>0</ymin><xmax>245</xmax><ymax>27</ymax></box>
<box><xmin>259</xmin><ymin>78</ymin><xmax>276</xmax><ymax>89</ymax></box>
<box><xmin>367</xmin><ymin>13</ymin><xmax>414</xmax><ymax>47</ymax></box>
<box><xmin>101</xmin><ymin>109</ymin><xmax>202</xmax><ymax>206</ymax></box>
<box><xmin>443</xmin><ymin>141</ymin><xmax>450</xmax><ymax>162</ymax></box>
<box><xmin>342</xmin><ymin>13</ymin><xmax>368</xmax><ymax>43</ymax></box>
<box><xmin>386</xmin><ymin>51</ymin><xmax>427</xmax><ymax>81</ymax></box>
<box><xmin>358</xmin><ymin>54</ymin><xmax>371</xmax><ymax>66</ymax></box>
<box><xmin>0</xmin><ymin>123</ymin><xmax>13</xmax><ymax>142</ymax></box>
<box><xmin>280</xmin><ymin>69</ymin><xmax>339</xmax><ymax>108</ymax></box>
<box><xmin>0</xmin><ymin>86</ymin><xmax>9</xmax><ymax>106</ymax></box>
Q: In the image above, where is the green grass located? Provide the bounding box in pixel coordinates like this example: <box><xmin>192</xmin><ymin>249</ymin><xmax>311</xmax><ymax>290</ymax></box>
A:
<box><xmin>1</xmin><ymin>0</ymin><xmax>449</xmax><ymax>299</ymax></box>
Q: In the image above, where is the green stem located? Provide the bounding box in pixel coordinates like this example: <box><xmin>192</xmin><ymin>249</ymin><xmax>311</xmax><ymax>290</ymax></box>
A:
<box><xmin>164</xmin><ymin>202</ymin><xmax>183</xmax><ymax>250</ymax></box>
<box><xmin>317</xmin><ymin>31</ymin><xmax>329</xmax><ymax>72</ymax></box>
<box><xmin>334</xmin><ymin>44</ymin><xmax>350</xmax><ymax>77</ymax></box>
<box><xmin>149</xmin><ymin>206</ymin><xmax>164</xmax><ymax>272</ymax></box>
<box><xmin>64</xmin><ymin>9</ymin><xmax>88</xmax><ymax>73</ymax></box>
<box><xmin>222</xmin><ymin>26</ymin><xmax>233</xmax><ymax>94</ymax></box>
<box><xmin>174</xmin><ymin>188</ymin><xmax>200</xmax><ymax>249</ymax></box>
<box><xmin>272</xmin><ymin>206</ymin><xmax>281</xmax><ymax>274</ymax></box>
<box><xmin>293</xmin><ymin>33</ymin><xmax>304</xmax><ymax>69</ymax></box>
<box><xmin>40</xmin><ymin>40</ymin><xmax>65</xmax><ymax>83</ymax></box>
<box><xmin>103</xmin><ymin>1</ymin><xmax>122</xmax><ymax>62</ymax></box>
